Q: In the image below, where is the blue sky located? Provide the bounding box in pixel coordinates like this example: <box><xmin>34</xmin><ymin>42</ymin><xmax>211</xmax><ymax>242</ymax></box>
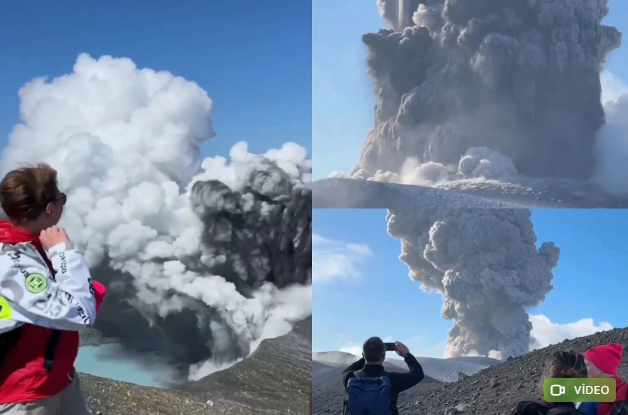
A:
<box><xmin>312</xmin><ymin>0</ymin><xmax>628</xmax><ymax>180</ymax></box>
<box><xmin>313</xmin><ymin>209</ymin><xmax>628</xmax><ymax>358</ymax></box>
<box><xmin>0</xmin><ymin>0</ymin><xmax>311</xmax><ymax>159</ymax></box>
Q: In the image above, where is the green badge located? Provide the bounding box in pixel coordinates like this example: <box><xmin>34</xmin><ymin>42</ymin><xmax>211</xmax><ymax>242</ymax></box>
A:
<box><xmin>25</xmin><ymin>273</ymin><xmax>48</xmax><ymax>294</ymax></box>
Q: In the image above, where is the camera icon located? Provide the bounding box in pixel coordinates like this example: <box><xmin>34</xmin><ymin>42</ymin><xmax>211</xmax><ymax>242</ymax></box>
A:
<box><xmin>551</xmin><ymin>385</ymin><xmax>566</xmax><ymax>396</ymax></box>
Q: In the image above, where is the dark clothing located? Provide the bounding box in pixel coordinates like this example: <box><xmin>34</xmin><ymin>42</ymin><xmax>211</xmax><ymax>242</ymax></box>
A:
<box><xmin>578</xmin><ymin>402</ymin><xmax>599</xmax><ymax>415</ymax></box>
<box><xmin>516</xmin><ymin>401</ymin><xmax>587</xmax><ymax>415</ymax></box>
<box><xmin>342</xmin><ymin>354</ymin><xmax>424</xmax><ymax>415</ymax></box>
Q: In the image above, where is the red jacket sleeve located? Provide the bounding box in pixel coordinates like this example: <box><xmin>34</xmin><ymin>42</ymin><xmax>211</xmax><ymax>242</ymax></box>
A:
<box><xmin>93</xmin><ymin>281</ymin><xmax>106</xmax><ymax>313</ymax></box>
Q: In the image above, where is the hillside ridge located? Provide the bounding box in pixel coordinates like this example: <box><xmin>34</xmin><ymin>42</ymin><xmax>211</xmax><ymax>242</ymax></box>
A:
<box><xmin>313</xmin><ymin>328</ymin><xmax>628</xmax><ymax>415</ymax></box>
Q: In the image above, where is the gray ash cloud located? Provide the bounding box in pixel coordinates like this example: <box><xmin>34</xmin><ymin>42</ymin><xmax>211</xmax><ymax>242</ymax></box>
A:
<box><xmin>92</xmin><ymin>163</ymin><xmax>312</xmax><ymax>371</ymax></box>
<box><xmin>357</xmin><ymin>0</ymin><xmax>622</xmax><ymax>180</ymax></box>
<box><xmin>387</xmin><ymin>208</ymin><xmax>560</xmax><ymax>358</ymax></box>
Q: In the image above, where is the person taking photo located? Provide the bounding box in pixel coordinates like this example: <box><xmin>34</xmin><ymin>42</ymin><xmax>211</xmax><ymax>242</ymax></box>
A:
<box><xmin>342</xmin><ymin>337</ymin><xmax>424</xmax><ymax>415</ymax></box>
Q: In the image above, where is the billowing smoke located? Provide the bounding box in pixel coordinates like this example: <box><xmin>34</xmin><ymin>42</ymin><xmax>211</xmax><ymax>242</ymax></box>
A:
<box><xmin>594</xmin><ymin>75</ymin><xmax>628</xmax><ymax>197</ymax></box>
<box><xmin>0</xmin><ymin>54</ymin><xmax>312</xmax><ymax>379</ymax></box>
<box><xmin>386</xmin><ymin>209</ymin><xmax>560</xmax><ymax>358</ymax></box>
<box><xmin>352</xmin><ymin>0</ymin><xmax>623</xmax><ymax>182</ymax></box>
<box><xmin>378</xmin><ymin>0</ymin><xmax>412</xmax><ymax>32</ymax></box>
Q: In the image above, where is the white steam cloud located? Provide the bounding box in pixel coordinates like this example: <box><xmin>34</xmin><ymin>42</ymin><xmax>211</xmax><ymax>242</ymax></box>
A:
<box><xmin>529</xmin><ymin>314</ymin><xmax>613</xmax><ymax>350</ymax></box>
<box><xmin>312</xmin><ymin>234</ymin><xmax>373</xmax><ymax>284</ymax></box>
<box><xmin>594</xmin><ymin>72</ymin><xmax>628</xmax><ymax>197</ymax></box>
<box><xmin>1</xmin><ymin>54</ymin><xmax>312</xmax><ymax>379</ymax></box>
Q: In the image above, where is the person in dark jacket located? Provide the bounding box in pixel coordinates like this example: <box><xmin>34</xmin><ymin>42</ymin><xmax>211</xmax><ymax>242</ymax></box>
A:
<box><xmin>342</xmin><ymin>337</ymin><xmax>424</xmax><ymax>415</ymax></box>
<box><xmin>516</xmin><ymin>350</ymin><xmax>588</xmax><ymax>415</ymax></box>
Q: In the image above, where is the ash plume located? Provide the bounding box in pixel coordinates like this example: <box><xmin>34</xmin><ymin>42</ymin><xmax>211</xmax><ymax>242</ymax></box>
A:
<box><xmin>354</xmin><ymin>0</ymin><xmax>622</xmax><ymax>182</ymax></box>
<box><xmin>595</xmin><ymin>88</ymin><xmax>628</xmax><ymax>197</ymax></box>
<box><xmin>386</xmin><ymin>209</ymin><xmax>560</xmax><ymax>358</ymax></box>
<box><xmin>0</xmin><ymin>54</ymin><xmax>312</xmax><ymax>378</ymax></box>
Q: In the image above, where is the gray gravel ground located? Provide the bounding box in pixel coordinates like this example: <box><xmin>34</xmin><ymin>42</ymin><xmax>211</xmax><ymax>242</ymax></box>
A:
<box><xmin>80</xmin><ymin>374</ymin><xmax>210</xmax><ymax>415</ymax></box>
<box><xmin>312</xmin><ymin>328</ymin><xmax>628</xmax><ymax>415</ymax></box>
<box><xmin>176</xmin><ymin>316</ymin><xmax>312</xmax><ymax>414</ymax></box>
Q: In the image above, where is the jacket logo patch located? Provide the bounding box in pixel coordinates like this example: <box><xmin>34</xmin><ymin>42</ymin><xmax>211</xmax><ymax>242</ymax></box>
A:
<box><xmin>25</xmin><ymin>273</ymin><xmax>48</xmax><ymax>293</ymax></box>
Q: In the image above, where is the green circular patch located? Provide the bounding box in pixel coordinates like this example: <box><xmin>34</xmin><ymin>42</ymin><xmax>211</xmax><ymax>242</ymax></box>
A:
<box><xmin>25</xmin><ymin>273</ymin><xmax>48</xmax><ymax>294</ymax></box>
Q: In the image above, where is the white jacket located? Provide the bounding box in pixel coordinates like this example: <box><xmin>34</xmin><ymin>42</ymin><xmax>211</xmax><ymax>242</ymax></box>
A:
<box><xmin>0</xmin><ymin>241</ymin><xmax>97</xmax><ymax>333</ymax></box>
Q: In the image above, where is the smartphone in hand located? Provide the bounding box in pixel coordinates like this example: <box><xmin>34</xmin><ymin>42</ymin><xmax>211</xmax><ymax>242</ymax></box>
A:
<box><xmin>384</xmin><ymin>342</ymin><xmax>396</xmax><ymax>351</ymax></box>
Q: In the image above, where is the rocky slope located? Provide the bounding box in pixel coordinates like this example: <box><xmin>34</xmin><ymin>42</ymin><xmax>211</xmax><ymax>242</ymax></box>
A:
<box><xmin>176</xmin><ymin>316</ymin><xmax>312</xmax><ymax>414</ymax></box>
<box><xmin>78</xmin><ymin>316</ymin><xmax>312</xmax><ymax>415</ymax></box>
<box><xmin>312</xmin><ymin>328</ymin><xmax>628</xmax><ymax>415</ymax></box>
